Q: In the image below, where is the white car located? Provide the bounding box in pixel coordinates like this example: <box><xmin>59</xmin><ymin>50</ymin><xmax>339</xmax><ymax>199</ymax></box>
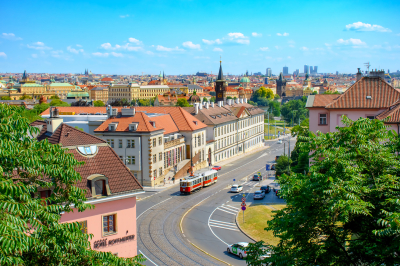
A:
<box><xmin>277</xmin><ymin>139</ymin><xmax>283</xmax><ymax>144</ymax></box>
<box><xmin>227</xmin><ymin>242</ymin><xmax>248</xmax><ymax>259</ymax></box>
<box><xmin>230</xmin><ymin>184</ymin><xmax>243</xmax><ymax>193</ymax></box>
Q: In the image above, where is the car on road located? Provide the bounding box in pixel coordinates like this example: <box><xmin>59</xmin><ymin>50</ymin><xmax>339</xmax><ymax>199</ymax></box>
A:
<box><xmin>253</xmin><ymin>190</ymin><xmax>266</xmax><ymax>200</ymax></box>
<box><xmin>230</xmin><ymin>184</ymin><xmax>243</xmax><ymax>193</ymax></box>
<box><xmin>227</xmin><ymin>242</ymin><xmax>249</xmax><ymax>259</ymax></box>
<box><xmin>260</xmin><ymin>185</ymin><xmax>271</xmax><ymax>193</ymax></box>
<box><xmin>277</xmin><ymin>139</ymin><xmax>282</xmax><ymax>144</ymax></box>
<box><xmin>253</xmin><ymin>174</ymin><xmax>261</xmax><ymax>181</ymax></box>
<box><xmin>212</xmin><ymin>166</ymin><xmax>221</xmax><ymax>171</ymax></box>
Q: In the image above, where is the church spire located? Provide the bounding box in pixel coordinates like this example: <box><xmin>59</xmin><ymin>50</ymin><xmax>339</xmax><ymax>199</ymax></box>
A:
<box><xmin>217</xmin><ymin>60</ymin><xmax>224</xmax><ymax>80</ymax></box>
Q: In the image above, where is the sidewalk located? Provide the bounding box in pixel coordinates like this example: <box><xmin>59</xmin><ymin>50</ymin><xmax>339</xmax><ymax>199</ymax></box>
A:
<box><xmin>142</xmin><ymin>143</ymin><xmax>272</xmax><ymax>192</ymax></box>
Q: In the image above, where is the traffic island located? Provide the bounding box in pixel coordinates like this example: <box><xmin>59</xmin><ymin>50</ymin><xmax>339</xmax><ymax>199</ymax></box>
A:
<box><xmin>236</xmin><ymin>204</ymin><xmax>286</xmax><ymax>245</ymax></box>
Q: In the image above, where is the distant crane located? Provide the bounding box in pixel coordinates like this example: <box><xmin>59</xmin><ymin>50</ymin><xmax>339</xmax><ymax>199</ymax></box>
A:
<box><xmin>364</xmin><ymin>62</ymin><xmax>371</xmax><ymax>75</ymax></box>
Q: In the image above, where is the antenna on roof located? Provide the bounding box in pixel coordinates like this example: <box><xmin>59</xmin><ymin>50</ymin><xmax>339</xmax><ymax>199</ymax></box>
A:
<box><xmin>364</xmin><ymin>62</ymin><xmax>371</xmax><ymax>75</ymax></box>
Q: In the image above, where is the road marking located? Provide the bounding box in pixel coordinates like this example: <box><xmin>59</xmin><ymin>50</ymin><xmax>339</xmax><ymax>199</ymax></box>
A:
<box><xmin>137</xmin><ymin>197</ymin><xmax>172</xmax><ymax>219</ymax></box>
<box><xmin>209</xmin><ymin>224</ymin><xmax>240</xmax><ymax>231</ymax></box>
<box><xmin>209</xmin><ymin>219</ymin><xmax>237</xmax><ymax>226</ymax></box>
<box><xmin>216</xmin><ymin>207</ymin><xmax>237</xmax><ymax>215</ymax></box>
<box><xmin>208</xmin><ymin>208</ymin><xmax>229</xmax><ymax>245</ymax></box>
<box><xmin>220</xmin><ymin>205</ymin><xmax>238</xmax><ymax>212</ymax></box>
<box><xmin>139</xmin><ymin>250</ymin><xmax>158</xmax><ymax>266</ymax></box>
<box><xmin>224</xmin><ymin>204</ymin><xmax>240</xmax><ymax>210</ymax></box>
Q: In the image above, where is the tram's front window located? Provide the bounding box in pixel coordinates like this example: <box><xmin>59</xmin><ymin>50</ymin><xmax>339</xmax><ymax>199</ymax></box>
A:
<box><xmin>181</xmin><ymin>182</ymin><xmax>187</xmax><ymax>187</ymax></box>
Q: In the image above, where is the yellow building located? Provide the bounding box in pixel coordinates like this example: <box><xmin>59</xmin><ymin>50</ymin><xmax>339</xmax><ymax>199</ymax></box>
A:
<box><xmin>90</xmin><ymin>87</ymin><xmax>109</xmax><ymax>103</ymax></box>
<box><xmin>108</xmin><ymin>83</ymin><xmax>170</xmax><ymax>102</ymax></box>
<box><xmin>48</xmin><ymin>83</ymin><xmax>76</xmax><ymax>99</ymax></box>
<box><xmin>139</xmin><ymin>85</ymin><xmax>170</xmax><ymax>99</ymax></box>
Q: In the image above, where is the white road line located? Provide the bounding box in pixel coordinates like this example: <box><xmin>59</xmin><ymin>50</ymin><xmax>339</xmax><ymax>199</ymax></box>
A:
<box><xmin>209</xmin><ymin>220</ymin><xmax>237</xmax><ymax>226</ymax></box>
<box><xmin>225</xmin><ymin>204</ymin><xmax>240</xmax><ymax>210</ymax></box>
<box><xmin>216</xmin><ymin>208</ymin><xmax>237</xmax><ymax>215</ymax></box>
<box><xmin>220</xmin><ymin>205</ymin><xmax>238</xmax><ymax>212</ymax></box>
<box><xmin>137</xmin><ymin>197</ymin><xmax>172</xmax><ymax>219</ymax></box>
<box><xmin>208</xmin><ymin>208</ymin><xmax>229</xmax><ymax>245</ymax></box>
<box><xmin>209</xmin><ymin>224</ymin><xmax>240</xmax><ymax>231</ymax></box>
<box><xmin>139</xmin><ymin>250</ymin><xmax>158</xmax><ymax>266</ymax></box>
<box><xmin>209</xmin><ymin>222</ymin><xmax>238</xmax><ymax>229</ymax></box>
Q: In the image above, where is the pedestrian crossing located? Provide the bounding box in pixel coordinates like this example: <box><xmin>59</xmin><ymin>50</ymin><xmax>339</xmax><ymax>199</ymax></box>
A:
<box><xmin>208</xmin><ymin>219</ymin><xmax>239</xmax><ymax>231</ymax></box>
<box><xmin>216</xmin><ymin>205</ymin><xmax>238</xmax><ymax>215</ymax></box>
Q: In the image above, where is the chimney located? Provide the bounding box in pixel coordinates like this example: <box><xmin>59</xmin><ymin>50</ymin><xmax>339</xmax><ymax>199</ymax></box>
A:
<box><xmin>218</xmin><ymin>101</ymin><xmax>223</xmax><ymax>107</ymax></box>
<box><xmin>122</xmin><ymin>107</ymin><xmax>136</xmax><ymax>116</ymax></box>
<box><xmin>46</xmin><ymin>107</ymin><xmax>63</xmax><ymax>133</ymax></box>
<box><xmin>244</xmin><ymin>98</ymin><xmax>248</xmax><ymax>103</ymax></box>
<box><xmin>211</xmin><ymin>102</ymin><xmax>215</xmax><ymax>108</ymax></box>
<box><xmin>356</xmin><ymin>68</ymin><xmax>362</xmax><ymax>81</ymax></box>
<box><xmin>195</xmin><ymin>103</ymin><xmax>199</xmax><ymax>114</ymax></box>
<box><xmin>235</xmin><ymin>98</ymin><xmax>239</xmax><ymax>104</ymax></box>
<box><xmin>240</xmin><ymin>99</ymin><xmax>244</xmax><ymax>104</ymax></box>
<box><xmin>199</xmin><ymin>103</ymin><xmax>203</xmax><ymax>110</ymax></box>
<box><xmin>205</xmin><ymin>102</ymin><xmax>209</xmax><ymax>109</ymax></box>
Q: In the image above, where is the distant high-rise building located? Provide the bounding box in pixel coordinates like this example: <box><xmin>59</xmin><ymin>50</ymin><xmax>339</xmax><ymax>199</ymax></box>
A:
<box><xmin>314</xmin><ymin>66</ymin><xmax>318</xmax><ymax>74</ymax></box>
<box><xmin>310</xmin><ymin>66</ymin><xmax>313</xmax><ymax>74</ymax></box>
<box><xmin>304</xmin><ymin>65</ymin><xmax>309</xmax><ymax>74</ymax></box>
<box><xmin>265</xmin><ymin>77</ymin><xmax>269</xmax><ymax>84</ymax></box>
<box><xmin>296</xmin><ymin>69</ymin><xmax>299</xmax><ymax>75</ymax></box>
<box><xmin>266</xmin><ymin>68</ymin><xmax>272</xmax><ymax>77</ymax></box>
<box><xmin>336</xmin><ymin>71</ymin><xmax>339</xmax><ymax>75</ymax></box>
<box><xmin>283</xmin><ymin>66</ymin><xmax>289</xmax><ymax>75</ymax></box>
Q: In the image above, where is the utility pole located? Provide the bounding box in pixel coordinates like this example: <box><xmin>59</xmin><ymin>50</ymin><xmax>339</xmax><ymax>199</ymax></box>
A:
<box><xmin>284</xmin><ymin>142</ymin><xmax>286</xmax><ymax>156</ymax></box>
<box><xmin>275</xmin><ymin>120</ymin><xmax>277</xmax><ymax>139</ymax></box>
<box><xmin>267</xmin><ymin>111</ymin><xmax>270</xmax><ymax>140</ymax></box>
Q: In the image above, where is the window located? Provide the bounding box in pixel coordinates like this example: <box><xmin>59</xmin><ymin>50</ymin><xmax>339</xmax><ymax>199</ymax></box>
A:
<box><xmin>319</xmin><ymin>114</ymin><xmax>327</xmax><ymax>125</ymax></box>
<box><xmin>366</xmin><ymin>116</ymin><xmax>375</xmax><ymax>120</ymax></box>
<box><xmin>107</xmin><ymin>139</ymin><xmax>114</xmax><ymax>148</ymax></box>
<box><xmin>159</xmin><ymin>167</ymin><xmax>163</xmax><ymax>176</ymax></box>
<box><xmin>153</xmin><ymin>154</ymin><xmax>157</xmax><ymax>163</ymax></box>
<box><xmin>103</xmin><ymin>214</ymin><xmax>116</xmax><ymax>235</ymax></box>
<box><xmin>159</xmin><ymin>152</ymin><xmax>162</xmax><ymax>161</ymax></box>
<box><xmin>153</xmin><ymin>170</ymin><xmax>157</xmax><ymax>178</ymax></box>
<box><xmin>95</xmin><ymin>180</ymin><xmax>106</xmax><ymax>196</ymax></box>
<box><xmin>79</xmin><ymin>220</ymin><xmax>88</xmax><ymax>234</ymax></box>
<box><xmin>119</xmin><ymin>139</ymin><xmax>122</xmax><ymax>148</ymax></box>
<box><xmin>159</xmin><ymin>137</ymin><xmax>162</xmax><ymax>145</ymax></box>
<box><xmin>127</xmin><ymin>139</ymin><xmax>135</xmax><ymax>148</ymax></box>
<box><xmin>198</xmin><ymin>136</ymin><xmax>201</xmax><ymax>147</ymax></box>
<box><xmin>153</xmin><ymin>138</ymin><xmax>156</xmax><ymax>147</ymax></box>
<box><xmin>119</xmin><ymin>156</ymin><xmax>123</xmax><ymax>161</ymax></box>
<box><xmin>127</xmin><ymin>156</ymin><xmax>131</xmax><ymax>164</ymax></box>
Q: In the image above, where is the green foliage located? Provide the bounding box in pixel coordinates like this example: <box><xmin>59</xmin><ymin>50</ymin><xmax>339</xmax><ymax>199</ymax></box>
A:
<box><xmin>233</xmin><ymin>97</ymin><xmax>237</xmax><ymax>100</ymax></box>
<box><xmin>19</xmin><ymin>103</ymin><xmax>50</xmax><ymax>123</ymax></box>
<box><xmin>248</xmin><ymin>100</ymin><xmax>257</xmax><ymax>106</ymax></box>
<box><xmin>209</xmin><ymin>91</ymin><xmax>216</xmax><ymax>96</ymax></box>
<box><xmin>275</xmin><ymin>155</ymin><xmax>290</xmax><ymax>177</ymax></box>
<box><xmin>49</xmin><ymin>95</ymin><xmax>60</xmax><ymax>99</ymax></box>
<box><xmin>0</xmin><ymin>104</ymin><xmax>145</xmax><ymax>265</ymax></box>
<box><xmin>248</xmin><ymin>116</ymin><xmax>400</xmax><ymax>265</ymax></box>
<box><xmin>254</xmin><ymin>87</ymin><xmax>274</xmax><ymax>99</ymax></box>
<box><xmin>93</xmin><ymin>100</ymin><xmax>105</xmax><ymax>107</ymax></box>
<box><xmin>110</xmin><ymin>98</ymin><xmax>131</xmax><ymax>106</ymax></box>
<box><xmin>192</xmin><ymin>90</ymin><xmax>197</xmax><ymax>96</ymax></box>
<box><xmin>74</xmin><ymin>126</ymin><xmax>84</xmax><ymax>131</ymax></box>
<box><xmin>312</xmin><ymin>91</ymin><xmax>318</xmax><ymax>95</ymax></box>
<box><xmin>290</xmin><ymin>119</ymin><xmax>310</xmax><ymax>174</ymax></box>
<box><xmin>203</xmin><ymin>97</ymin><xmax>208</xmax><ymax>102</ymax></box>
<box><xmin>323</xmin><ymin>90</ymin><xmax>340</xmax><ymax>95</ymax></box>
<box><xmin>281</xmin><ymin>99</ymin><xmax>308</xmax><ymax>125</ymax></box>
<box><xmin>244</xmin><ymin>241</ymin><xmax>272</xmax><ymax>266</ymax></box>
<box><xmin>274</xmin><ymin>94</ymin><xmax>280</xmax><ymax>99</ymax></box>
<box><xmin>49</xmin><ymin>99</ymin><xmax>70</xmax><ymax>107</ymax></box>
<box><xmin>226</xmin><ymin>96</ymin><xmax>233</xmax><ymax>100</ymax></box>
<box><xmin>19</xmin><ymin>94</ymin><xmax>32</xmax><ymax>100</ymax></box>
<box><xmin>210</xmin><ymin>96</ymin><xmax>216</xmax><ymax>102</ymax></box>
<box><xmin>1</xmin><ymin>96</ymin><xmax>11</xmax><ymax>100</ymax></box>
<box><xmin>176</xmin><ymin>98</ymin><xmax>190</xmax><ymax>107</ymax></box>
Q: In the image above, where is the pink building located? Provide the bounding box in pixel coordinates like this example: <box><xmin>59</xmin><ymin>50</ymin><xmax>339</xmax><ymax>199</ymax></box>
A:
<box><xmin>306</xmin><ymin>76</ymin><xmax>400</xmax><ymax>134</ymax></box>
<box><xmin>31</xmin><ymin>109</ymin><xmax>144</xmax><ymax>258</ymax></box>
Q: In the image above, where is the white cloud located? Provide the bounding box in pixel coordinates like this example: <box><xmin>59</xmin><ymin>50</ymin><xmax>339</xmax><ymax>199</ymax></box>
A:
<box><xmin>111</xmin><ymin>52</ymin><xmax>123</xmax><ymax>57</ymax></box>
<box><xmin>128</xmin><ymin>38</ymin><xmax>143</xmax><ymax>45</ymax></box>
<box><xmin>202</xmin><ymin>38</ymin><xmax>222</xmax><ymax>45</ymax></box>
<box><xmin>252</xmin><ymin>32</ymin><xmax>262</xmax><ymax>37</ymax></box>
<box><xmin>92</xmin><ymin>52</ymin><xmax>109</xmax><ymax>57</ymax></box>
<box><xmin>259</xmin><ymin>47</ymin><xmax>269</xmax><ymax>51</ymax></box>
<box><xmin>76</xmin><ymin>44</ymin><xmax>82</xmax><ymax>47</ymax></box>
<box><xmin>287</xmin><ymin>56</ymin><xmax>291</xmax><ymax>59</ymax></box>
<box><xmin>2</xmin><ymin>33</ymin><xmax>22</xmax><ymax>41</ymax></box>
<box><xmin>145</xmin><ymin>51</ymin><xmax>154</xmax><ymax>55</ymax></box>
<box><xmin>337</xmin><ymin>38</ymin><xmax>366</xmax><ymax>45</ymax></box>
<box><xmin>275</xmin><ymin>46</ymin><xmax>281</xmax><ymax>49</ymax></box>
<box><xmin>228</xmin><ymin>32</ymin><xmax>245</xmax><ymax>38</ymax></box>
<box><xmin>0</xmin><ymin>52</ymin><xmax>6</xmax><ymax>58</ymax></box>
<box><xmin>67</xmin><ymin>46</ymin><xmax>84</xmax><ymax>54</ymax></box>
<box><xmin>50</xmin><ymin>50</ymin><xmax>72</xmax><ymax>60</ymax></box>
<box><xmin>182</xmin><ymin>41</ymin><xmax>201</xmax><ymax>50</ymax></box>
<box><xmin>226</xmin><ymin>32</ymin><xmax>250</xmax><ymax>44</ymax></box>
<box><xmin>156</xmin><ymin>45</ymin><xmax>184</xmax><ymax>52</ymax></box>
<box><xmin>100</xmin><ymin>41</ymin><xmax>142</xmax><ymax>51</ymax></box>
<box><xmin>213</xmin><ymin>47</ymin><xmax>223</xmax><ymax>52</ymax></box>
<box><xmin>120</xmin><ymin>14</ymin><xmax>129</xmax><ymax>18</ymax></box>
<box><xmin>194</xmin><ymin>56</ymin><xmax>210</xmax><ymax>59</ymax></box>
<box><xmin>31</xmin><ymin>54</ymin><xmax>38</xmax><ymax>58</ymax></box>
<box><xmin>27</xmin><ymin>42</ymin><xmax>52</xmax><ymax>50</ymax></box>
<box><xmin>300</xmin><ymin>47</ymin><xmax>309</xmax><ymax>51</ymax></box>
<box><xmin>345</xmin><ymin>22</ymin><xmax>391</xmax><ymax>32</ymax></box>
<box><xmin>277</xmin><ymin>32</ymin><xmax>289</xmax><ymax>36</ymax></box>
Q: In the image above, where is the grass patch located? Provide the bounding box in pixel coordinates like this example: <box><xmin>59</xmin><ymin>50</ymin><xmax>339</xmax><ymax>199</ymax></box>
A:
<box><xmin>237</xmin><ymin>204</ymin><xmax>286</xmax><ymax>245</ymax></box>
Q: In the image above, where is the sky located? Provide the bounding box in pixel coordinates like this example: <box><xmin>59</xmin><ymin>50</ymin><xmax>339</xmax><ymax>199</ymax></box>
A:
<box><xmin>1</xmin><ymin>0</ymin><xmax>400</xmax><ymax>75</ymax></box>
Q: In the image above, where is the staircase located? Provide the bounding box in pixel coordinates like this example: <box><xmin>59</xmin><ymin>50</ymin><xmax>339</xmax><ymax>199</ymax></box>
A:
<box><xmin>174</xmin><ymin>152</ymin><xmax>200</xmax><ymax>180</ymax></box>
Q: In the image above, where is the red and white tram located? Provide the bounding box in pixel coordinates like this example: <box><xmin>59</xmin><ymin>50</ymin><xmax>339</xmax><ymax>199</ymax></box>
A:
<box><xmin>180</xmin><ymin>169</ymin><xmax>218</xmax><ymax>194</ymax></box>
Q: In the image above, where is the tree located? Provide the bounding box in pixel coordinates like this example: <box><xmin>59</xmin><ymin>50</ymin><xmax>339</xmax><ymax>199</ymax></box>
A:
<box><xmin>290</xmin><ymin>119</ymin><xmax>309</xmax><ymax>173</ymax></box>
<box><xmin>275</xmin><ymin>155</ymin><xmax>290</xmax><ymax>177</ymax></box>
<box><xmin>253</xmin><ymin>87</ymin><xmax>273</xmax><ymax>99</ymax></box>
<box><xmin>19</xmin><ymin>93</ymin><xmax>32</xmax><ymax>100</ymax></box>
<box><xmin>176</xmin><ymin>98</ymin><xmax>190</xmax><ymax>107</ymax></box>
<box><xmin>210</xmin><ymin>96</ymin><xmax>216</xmax><ymax>103</ymax></box>
<box><xmin>74</xmin><ymin>126</ymin><xmax>84</xmax><ymax>131</ymax></box>
<box><xmin>49</xmin><ymin>99</ymin><xmax>70</xmax><ymax>107</ymax></box>
<box><xmin>0</xmin><ymin>104</ymin><xmax>145</xmax><ymax>265</ymax></box>
<box><xmin>1</xmin><ymin>96</ymin><xmax>11</xmax><ymax>100</ymax></box>
<box><xmin>93</xmin><ymin>100</ymin><xmax>105</xmax><ymax>107</ymax></box>
<box><xmin>280</xmin><ymin>99</ymin><xmax>308</xmax><ymax>124</ymax></box>
<box><xmin>203</xmin><ymin>97</ymin><xmax>208</xmax><ymax>102</ymax></box>
<box><xmin>323</xmin><ymin>90</ymin><xmax>340</xmax><ymax>95</ymax></box>
<box><xmin>274</xmin><ymin>94</ymin><xmax>280</xmax><ymax>99</ymax></box>
<box><xmin>233</xmin><ymin>97</ymin><xmax>237</xmax><ymax>100</ymax></box>
<box><xmin>20</xmin><ymin>103</ymin><xmax>50</xmax><ymax>123</ymax></box>
<box><xmin>247</xmin><ymin>116</ymin><xmax>400</xmax><ymax>265</ymax></box>
<box><xmin>49</xmin><ymin>95</ymin><xmax>60</xmax><ymax>99</ymax></box>
<box><xmin>226</xmin><ymin>96</ymin><xmax>233</xmax><ymax>100</ymax></box>
<box><xmin>312</xmin><ymin>91</ymin><xmax>318</xmax><ymax>95</ymax></box>
<box><xmin>110</xmin><ymin>99</ymin><xmax>130</xmax><ymax>106</ymax></box>
<box><xmin>138</xmin><ymin>99</ymin><xmax>151</xmax><ymax>106</ymax></box>
<box><xmin>269</xmin><ymin>101</ymin><xmax>281</xmax><ymax>116</ymax></box>
<box><xmin>248</xmin><ymin>100</ymin><xmax>257</xmax><ymax>106</ymax></box>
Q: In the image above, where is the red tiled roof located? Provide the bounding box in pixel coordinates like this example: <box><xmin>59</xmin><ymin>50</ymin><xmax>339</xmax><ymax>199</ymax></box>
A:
<box><xmin>101</xmin><ymin>77</ymin><xmax>113</xmax><ymax>81</ymax></box>
<box><xmin>375</xmin><ymin>101</ymin><xmax>400</xmax><ymax>123</ymax></box>
<box><xmin>311</xmin><ymin>95</ymin><xmax>340</xmax><ymax>108</ymax></box>
<box><xmin>236</xmin><ymin>106</ymin><xmax>246</xmax><ymax>118</ymax></box>
<box><xmin>326</xmin><ymin>77</ymin><xmax>399</xmax><ymax>109</ymax></box>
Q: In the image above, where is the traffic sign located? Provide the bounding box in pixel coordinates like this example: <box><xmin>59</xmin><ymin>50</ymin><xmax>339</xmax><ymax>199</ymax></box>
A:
<box><xmin>241</xmin><ymin>203</ymin><xmax>246</xmax><ymax>207</ymax></box>
<box><xmin>154</xmin><ymin>176</ymin><xmax>156</xmax><ymax>180</ymax></box>
<box><xmin>233</xmin><ymin>179</ymin><xmax>235</xmax><ymax>181</ymax></box>
<box><xmin>241</xmin><ymin>198</ymin><xmax>246</xmax><ymax>202</ymax></box>
<box><xmin>242</xmin><ymin>194</ymin><xmax>246</xmax><ymax>197</ymax></box>
<box><xmin>241</xmin><ymin>206</ymin><xmax>246</xmax><ymax>211</ymax></box>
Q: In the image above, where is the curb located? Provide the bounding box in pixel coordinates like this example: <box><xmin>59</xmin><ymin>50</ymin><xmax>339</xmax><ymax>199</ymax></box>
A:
<box><xmin>235</xmin><ymin>210</ymin><xmax>258</xmax><ymax>243</ymax></box>
<box><xmin>190</xmin><ymin>243</ymin><xmax>231</xmax><ymax>265</ymax></box>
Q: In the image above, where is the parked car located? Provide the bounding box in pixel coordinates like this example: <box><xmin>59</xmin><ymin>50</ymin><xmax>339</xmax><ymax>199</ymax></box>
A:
<box><xmin>260</xmin><ymin>185</ymin><xmax>271</xmax><ymax>193</ymax></box>
<box><xmin>227</xmin><ymin>242</ymin><xmax>249</xmax><ymax>259</ymax></box>
<box><xmin>212</xmin><ymin>166</ymin><xmax>221</xmax><ymax>171</ymax></box>
<box><xmin>253</xmin><ymin>190</ymin><xmax>265</xmax><ymax>200</ymax></box>
<box><xmin>230</xmin><ymin>184</ymin><xmax>243</xmax><ymax>193</ymax></box>
<box><xmin>277</xmin><ymin>139</ymin><xmax>282</xmax><ymax>144</ymax></box>
<box><xmin>253</xmin><ymin>174</ymin><xmax>260</xmax><ymax>181</ymax></box>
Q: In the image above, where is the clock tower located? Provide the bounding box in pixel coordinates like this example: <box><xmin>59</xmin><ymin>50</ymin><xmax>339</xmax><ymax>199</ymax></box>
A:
<box><xmin>215</xmin><ymin>61</ymin><xmax>226</xmax><ymax>102</ymax></box>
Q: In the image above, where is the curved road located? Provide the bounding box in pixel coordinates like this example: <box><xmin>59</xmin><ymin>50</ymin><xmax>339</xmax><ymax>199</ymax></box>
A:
<box><xmin>136</xmin><ymin>138</ymin><xmax>294</xmax><ymax>266</ymax></box>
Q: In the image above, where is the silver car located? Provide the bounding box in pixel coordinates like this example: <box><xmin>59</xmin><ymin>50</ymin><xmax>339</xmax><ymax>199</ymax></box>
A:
<box><xmin>253</xmin><ymin>190</ymin><xmax>265</xmax><ymax>200</ymax></box>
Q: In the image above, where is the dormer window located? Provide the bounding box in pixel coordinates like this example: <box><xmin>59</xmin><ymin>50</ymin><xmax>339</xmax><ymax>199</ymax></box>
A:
<box><xmin>95</xmin><ymin>180</ymin><xmax>106</xmax><ymax>196</ymax></box>
<box><xmin>366</xmin><ymin>96</ymin><xmax>372</xmax><ymax>99</ymax></box>
<box><xmin>193</xmin><ymin>121</ymin><xmax>198</xmax><ymax>125</ymax></box>
<box><xmin>77</xmin><ymin>146</ymin><xmax>98</xmax><ymax>156</ymax></box>
<box><xmin>150</xmin><ymin>121</ymin><xmax>156</xmax><ymax>128</ymax></box>
<box><xmin>129</xmin><ymin>123</ymin><xmax>138</xmax><ymax>131</ymax></box>
<box><xmin>87</xmin><ymin>174</ymin><xmax>111</xmax><ymax>198</ymax></box>
<box><xmin>108</xmin><ymin>122</ymin><xmax>118</xmax><ymax>131</ymax></box>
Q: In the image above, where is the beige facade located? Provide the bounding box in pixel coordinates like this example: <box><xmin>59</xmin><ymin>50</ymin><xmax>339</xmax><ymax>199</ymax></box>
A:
<box><xmin>48</xmin><ymin>83</ymin><xmax>76</xmax><ymax>99</ymax></box>
<box><xmin>108</xmin><ymin>84</ymin><xmax>170</xmax><ymax>102</ymax></box>
<box><xmin>90</xmin><ymin>87</ymin><xmax>109</xmax><ymax>103</ymax></box>
<box><xmin>139</xmin><ymin>85</ymin><xmax>170</xmax><ymax>99</ymax></box>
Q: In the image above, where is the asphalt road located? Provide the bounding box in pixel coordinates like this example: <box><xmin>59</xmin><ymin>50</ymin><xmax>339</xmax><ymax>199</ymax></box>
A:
<box><xmin>136</xmin><ymin>138</ymin><xmax>295</xmax><ymax>266</ymax></box>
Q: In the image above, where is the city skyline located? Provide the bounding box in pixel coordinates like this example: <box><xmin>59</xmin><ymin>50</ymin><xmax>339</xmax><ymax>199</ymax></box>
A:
<box><xmin>1</xmin><ymin>0</ymin><xmax>399</xmax><ymax>75</ymax></box>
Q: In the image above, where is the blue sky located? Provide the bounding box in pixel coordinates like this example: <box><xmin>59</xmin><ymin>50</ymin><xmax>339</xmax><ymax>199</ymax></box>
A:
<box><xmin>1</xmin><ymin>0</ymin><xmax>399</xmax><ymax>75</ymax></box>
